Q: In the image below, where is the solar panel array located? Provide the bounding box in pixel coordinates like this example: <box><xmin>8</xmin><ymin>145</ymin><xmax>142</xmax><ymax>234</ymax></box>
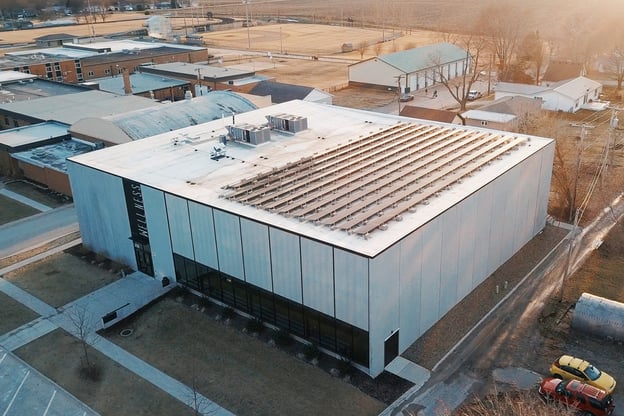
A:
<box><xmin>224</xmin><ymin>122</ymin><xmax>527</xmax><ymax>237</ymax></box>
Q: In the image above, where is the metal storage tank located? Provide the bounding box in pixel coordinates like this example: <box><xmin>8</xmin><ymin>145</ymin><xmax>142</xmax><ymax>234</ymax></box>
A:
<box><xmin>571</xmin><ymin>293</ymin><xmax>624</xmax><ymax>341</ymax></box>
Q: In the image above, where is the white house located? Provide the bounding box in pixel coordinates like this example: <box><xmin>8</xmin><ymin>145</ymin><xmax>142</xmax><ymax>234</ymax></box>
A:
<box><xmin>462</xmin><ymin>96</ymin><xmax>543</xmax><ymax>132</ymax></box>
<box><xmin>349</xmin><ymin>42</ymin><xmax>470</xmax><ymax>94</ymax></box>
<box><xmin>495</xmin><ymin>76</ymin><xmax>602</xmax><ymax>113</ymax></box>
<box><xmin>67</xmin><ymin>100</ymin><xmax>553</xmax><ymax>378</ymax></box>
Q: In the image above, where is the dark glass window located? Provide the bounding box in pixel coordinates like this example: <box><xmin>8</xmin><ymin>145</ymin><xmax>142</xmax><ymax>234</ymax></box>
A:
<box><xmin>232</xmin><ymin>278</ymin><xmax>248</xmax><ymax>312</ymax></box>
<box><xmin>304</xmin><ymin>309</ymin><xmax>320</xmax><ymax>344</ymax></box>
<box><xmin>289</xmin><ymin>305</ymin><xmax>304</xmax><ymax>337</ymax></box>
<box><xmin>319</xmin><ymin>315</ymin><xmax>336</xmax><ymax>351</ymax></box>
<box><xmin>274</xmin><ymin>297</ymin><xmax>289</xmax><ymax>329</ymax></box>
<box><xmin>173</xmin><ymin>253</ymin><xmax>370</xmax><ymax>368</ymax></box>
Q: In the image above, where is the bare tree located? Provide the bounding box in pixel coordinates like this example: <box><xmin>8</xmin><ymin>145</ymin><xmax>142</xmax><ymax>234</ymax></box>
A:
<box><xmin>373</xmin><ymin>41</ymin><xmax>383</xmax><ymax>57</ymax></box>
<box><xmin>357</xmin><ymin>40</ymin><xmax>368</xmax><ymax>60</ymax></box>
<box><xmin>186</xmin><ymin>373</ymin><xmax>218</xmax><ymax>416</ymax></box>
<box><xmin>67</xmin><ymin>304</ymin><xmax>100</xmax><ymax>380</ymax></box>
<box><xmin>477</xmin><ymin>4</ymin><xmax>528</xmax><ymax>81</ymax></box>
<box><xmin>430</xmin><ymin>34</ymin><xmax>488</xmax><ymax>111</ymax></box>
<box><xmin>517</xmin><ymin>30</ymin><xmax>545</xmax><ymax>85</ymax></box>
<box><xmin>605</xmin><ymin>47</ymin><xmax>624</xmax><ymax>91</ymax></box>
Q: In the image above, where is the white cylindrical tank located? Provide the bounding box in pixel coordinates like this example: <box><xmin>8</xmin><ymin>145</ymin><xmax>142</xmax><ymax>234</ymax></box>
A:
<box><xmin>571</xmin><ymin>293</ymin><xmax>624</xmax><ymax>341</ymax></box>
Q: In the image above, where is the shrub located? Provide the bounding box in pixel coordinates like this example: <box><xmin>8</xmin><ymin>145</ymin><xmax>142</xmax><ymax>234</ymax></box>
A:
<box><xmin>273</xmin><ymin>329</ymin><xmax>293</xmax><ymax>347</ymax></box>
<box><xmin>337</xmin><ymin>357</ymin><xmax>355</xmax><ymax>376</ymax></box>
<box><xmin>222</xmin><ymin>307</ymin><xmax>236</xmax><ymax>320</ymax></box>
<box><xmin>197</xmin><ymin>295</ymin><xmax>211</xmax><ymax>308</ymax></box>
<box><xmin>245</xmin><ymin>318</ymin><xmax>265</xmax><ymax>334</ymax></box>
<box><xmin>303</xmin><ymin>343</ymin><xmax>320</xmax><ymax>360</ymax></box>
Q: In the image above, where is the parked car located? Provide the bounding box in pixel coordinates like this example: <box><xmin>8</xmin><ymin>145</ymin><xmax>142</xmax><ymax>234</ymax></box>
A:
<box><xmin>539</xmin><ymin>377</ymin><xmax>615</xmax><ymax>416</ymax></box>
<box><xmin>399</xmin><ymin>93</ymin><xmax>414</xmax><ymax>102</ymax></box>
<box><xmin>550</xmin><ymin>355</ymin><xmax>616</xmax><ymax>394</ymax></box>
<box><xmin>466</xmin><ymin>90</ymin><xmax>482</xmax><ymax>101</ymax></box>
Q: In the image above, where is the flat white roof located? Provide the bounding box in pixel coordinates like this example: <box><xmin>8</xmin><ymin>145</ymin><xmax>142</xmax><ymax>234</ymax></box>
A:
<box><xmin>70</xmin><ymin>100</ymin><xmax>553</xmax><ymax>257</ymax></box>
<box><xmin>0</xmin><ymin>71</ymin><xmax>38</xmax><ymax>84</ymax></box>
<box><xmin>462</xmin><ymin>110</ymin><xmax>516</xmax><ymax>123</ymax></box>
<box><xmin>0</xmin><ymin>121</ymin><xmax>69</xmax><ymax>149</ymax></box>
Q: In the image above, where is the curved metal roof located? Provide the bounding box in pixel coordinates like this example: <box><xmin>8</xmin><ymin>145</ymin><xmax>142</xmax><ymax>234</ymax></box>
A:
<box><xmin>99</xmin><ymin>91</ymin><xmax>257</xmax><ymax>141</ymax></box>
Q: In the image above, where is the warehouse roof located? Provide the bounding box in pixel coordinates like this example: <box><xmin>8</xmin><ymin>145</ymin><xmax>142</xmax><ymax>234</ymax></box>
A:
<box><xmin>0</xmin><ymin>90</ymin><xmax>160</xmax><ymax>125</ymax></box>
<box><xmin>378</xmin><ymin>42</ymin><xmax>468</xmax><ymax>73</ymax></box>
<box><xmin>93</xmin><ymin>72</ymin><xmax>189</xmax><ymax>95</ymax></box>
<box><xmin>0</xmin><ymin>77</ymin><xmax>89</xmax><ymax>103</ymax></box>
<box><xmin>69</xmin><ymin>91</ymin><xmax>257</xmax><ymax>144</ymax></box>
<box><xmin>69</xmin><ymin>100</ymin><xmax>553</xmax><ymax>256</ymax></box>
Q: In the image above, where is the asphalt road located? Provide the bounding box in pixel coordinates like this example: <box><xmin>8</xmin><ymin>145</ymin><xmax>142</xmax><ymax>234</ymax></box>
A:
<box><xmin>0</xmin><ymin>204</ymin><xmax>78</xmax><ymax>259</ymax></box>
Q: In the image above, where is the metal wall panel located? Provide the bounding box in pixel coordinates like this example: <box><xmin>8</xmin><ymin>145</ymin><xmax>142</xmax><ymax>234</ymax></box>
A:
<box><xmin>534</xmin><ymin>144</ymin><xmax>555</xmax><ymax>233</ymax></box>
<box><xmin>240</xmin><ymin>218</ymin><xmax>272</xmax><ymax>290</ymax></box>
<box><xmin>487</xmin><ymin>178</ymin><xmax>506</xmax><ymax>277</ymax></box>
<box><xmin>334</xmin><ymin>248</ymin><xmax>368</xmax><ymax>331</ymax></box>
<box><xmin>418</xmin><ymin>219</ymin><xmax>442</xmax><ymax>333</ymax></box>
<box><xmin>369</xmin><ymin>244</ymin><xmax>400</xmax><ymax>377</ymax></box>
<box><xmin>213</xmin><ymin>209</ymin><xmax>244</xmax><ymax>279</ymax></box>
<box><xmin>300</xmin><ymin>238</ymin><xmax>334</xmax><ymax>316</ymax></box>
<box><xmin>499</xmin><ymin>167</ymin><xmax>520</xmax><ymax>265</ymax></box>
<box><xmin>439</xmin><ymin>205</ymin><xmax>460</xmax><ymax>315</ymax></box>
<box><xmin>188</xmin><ymin>201</ymin><xmax>218</xmax><ymax>269</ymax></box>
<box><xmin>473</xmin><ymin>184</ymin><xmax>494</xmax><ymax>282</ymax></box>
<box><xmin>165</xmin><ymin>194</ymin><xmax>193</xmax><ymax>259</ymax></box>
<box><xmin>142</xmin><ymin>186</ymin><xmax>175</xmax><ymax>281</ymax></box>
<box><xmin>456</xmin><ymin>194</ymin><xmax>478</xmax><ymax>299</ymax></box>
<box><xmin>398</xmin><ymin>229</ymin><xmax>422</xmax><ymax>351</ymax></box>
<box><xmin>269</xmin><ymin>228</ymin><xmax>302</xmax><ymax>303</ymax></box>
<box><xmin>67</xmin><ymin>163</ymin><xmax>135</xmax><ymax>268</ymax></box>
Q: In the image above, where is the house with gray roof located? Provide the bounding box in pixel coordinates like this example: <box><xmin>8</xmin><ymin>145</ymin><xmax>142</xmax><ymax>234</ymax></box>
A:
<box><xmin>34</xmin><ymin>33</ymin><xmax>79</xmax><ymax>47</ymax></box>
<box><xmin>495</xmin><ymin>76</ymin><xmax>602</xmax><ymax>113</ymax></box>
<box><xmin>348</xmin><ymin>42</ymin><xmax>470</xmax><ymax>94</ymax></box>
<box><xmin>461</xmin><ymin>96</ymin><xmax>542</xmax><ymax>132</ymax></box>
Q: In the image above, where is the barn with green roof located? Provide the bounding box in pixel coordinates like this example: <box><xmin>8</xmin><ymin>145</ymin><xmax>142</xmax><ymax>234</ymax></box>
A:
<box><xmin>348</xmin><ymin>42</ymin><xmax>470</xmax><ymax>95</ymax></box>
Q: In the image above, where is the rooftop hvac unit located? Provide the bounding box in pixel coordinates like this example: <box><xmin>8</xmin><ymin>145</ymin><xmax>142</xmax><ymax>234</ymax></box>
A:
<box><xmin>226</xmin><ymin>123</ymin><xmax>271</xmax><ymax>145</ymax></box>
<box><xmin>266</xmin><ymin>113</ymin><xmax>308</xmax><ymax>134</ymax></box>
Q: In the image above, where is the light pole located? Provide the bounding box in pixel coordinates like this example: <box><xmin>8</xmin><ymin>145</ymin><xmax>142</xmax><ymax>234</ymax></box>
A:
<box><xmin>243</xmin><ymin>0</ymin><xmax>251</xmax><ymax>50</ymax></box>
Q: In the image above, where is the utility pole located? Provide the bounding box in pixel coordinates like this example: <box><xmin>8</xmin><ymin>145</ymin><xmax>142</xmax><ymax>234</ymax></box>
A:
<box><xmin>394</xmin><ymin>74</ymin><xmax>404</xmax><ymax>114</ymax></box>
<box><xmin>243</xmin><ymin>0</ymin><xmax>251</xmax><ymax>50</ymax></box>
<box><xmin>569</xmin><ymin>123</ymin><xmax>593</xmax><ymax>223</ymax></box>
<box><xmin>559</xmin><ymin>207</ymin><xmax>580</xmax><ymax>302</ymax></box>
<box><xmin>607</xmin><ymin>107</ymin><xmax>620</xmax><ymax>173</ymax></box>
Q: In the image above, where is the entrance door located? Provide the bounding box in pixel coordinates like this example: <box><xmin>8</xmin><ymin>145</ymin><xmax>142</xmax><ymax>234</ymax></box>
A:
<box><xmin>133</xmin><ymin>241</ymin><xmax>154</xmax><ymax>277</ymax></box>
<box><xmin>384</xmin><ymin>330</ymin><xmax>399</xmax><ymax>367</ymax></box>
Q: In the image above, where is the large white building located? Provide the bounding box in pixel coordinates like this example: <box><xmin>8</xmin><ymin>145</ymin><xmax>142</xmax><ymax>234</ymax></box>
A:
<box><xmin>67</xmin><ymin>100</ymin><xmax>554</xmax><ymax>377</ymax></box>
<box><xmin>349</xmin><ymin>42</ymin><xmax>470</xmax><ymax>94</ymax></box>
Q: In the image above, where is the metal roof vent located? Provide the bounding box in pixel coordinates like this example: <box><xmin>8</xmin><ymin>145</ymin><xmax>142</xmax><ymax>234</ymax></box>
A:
<box><xmin>266</xmin><ymin>113</ymin><xmax>308</xmax><ymax>134</ymax></box>
<box><xmin>226</xmin><ymin>123</ymin><xmax>271</xmax><ymax>145</ymax></box>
